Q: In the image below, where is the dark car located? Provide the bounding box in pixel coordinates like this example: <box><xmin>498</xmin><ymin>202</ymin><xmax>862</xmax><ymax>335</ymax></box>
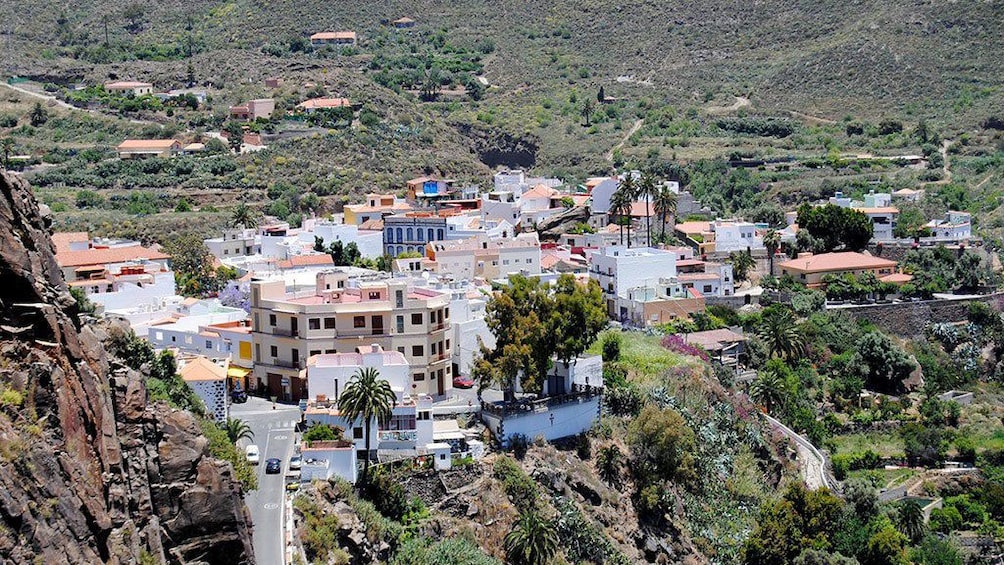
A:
<box><xmin>231</xmin><ymin>389</ymin><xmax>248</xmax><ymax>404</ymax></box>
<box><xmin>265</xmin><ymin>458</ymin><xmax>282</xmax><ymax>474</ymax></box>
<box><xmin>452</xmin><ymin>375</ymin><xmax>475</xmax><ymax>389</ymax></box>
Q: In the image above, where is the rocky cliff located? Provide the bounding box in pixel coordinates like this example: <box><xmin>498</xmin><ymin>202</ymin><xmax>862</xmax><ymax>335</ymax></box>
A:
<box><xmin>0</xmin><ymin>170</ymin><xmax>254</xmax><ymax>564</ymax></box>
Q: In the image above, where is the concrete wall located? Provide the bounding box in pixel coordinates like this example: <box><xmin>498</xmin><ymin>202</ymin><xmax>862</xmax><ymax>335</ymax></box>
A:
<box><xmin>482</xmin><ymin>395</ymin><xmax>601</xmax><ymax>448</ymax></box>
<box><xmin>839</xmin><ymin>292</ymin><xmax>1004</xmax><ymax>337</ymax></box>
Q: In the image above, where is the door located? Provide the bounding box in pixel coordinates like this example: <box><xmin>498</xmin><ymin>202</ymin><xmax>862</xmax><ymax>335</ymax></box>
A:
<box><xmin>437</xmin><ymin>369</ymin><xmax>445</xmax><ymax>396</ymax></box>
<box><xmin>267</xmin><ymin>373</ymin><xmax>282</xmax><ymax>399</ymax></box>
<box><xmin>371</xmin><ymin>315</ymin><xmax>384</xmax><ymax>335</ymax></box>
<box><xmin>290</xmin><ymin>317</ymin><xmax>298</xmax><ymax>337</ymax></box>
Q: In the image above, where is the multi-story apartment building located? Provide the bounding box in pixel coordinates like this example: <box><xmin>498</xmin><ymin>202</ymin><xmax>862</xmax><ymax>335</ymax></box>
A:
<box><xmin>383</xmin><ymin>213</ymin><xmax>449</xmax><ymax>257</ymax></box>
<box><xmin>204</xmin><ymin>228</ymin><xmax>260</xmax><ymax>260</ymax></box>
<box><xmin>428</xmin><ymin>233</ymin><xmax>541</xmax><ymax>281</ymax></box>
<box><xmin>250</xmin><ymin>271</ymin><xmax>453</xmax><ymax>400</ymax></box>
<box><xmin>588</xmin><ymin>246</ymin><xmax>679</xmax><ymax>306</ymax></box>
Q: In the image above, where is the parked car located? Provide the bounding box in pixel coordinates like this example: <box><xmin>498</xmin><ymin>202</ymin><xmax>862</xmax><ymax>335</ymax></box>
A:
<box><xmin>245</xmin><ymin>445</ymin><xmax>260</xmax><ymax>465</ymax></box>
<box><xmin>231</xmin><ymin>389</ymin><xmax>248</xmax><ymax>404</ymax></box>
<box><xmin>289</xmin><ymin>455</ymin><xmax>302</xmax><ymax>471</ymax></box>
<box><xmin>452</xmin><ymin>375</ymin><xmax>475</xmax><ymax>389</ymax></box>
<box><xmin>265</xmin><ymin>458</ymin><xmax>282</xmax><ymax>474</ymax></box>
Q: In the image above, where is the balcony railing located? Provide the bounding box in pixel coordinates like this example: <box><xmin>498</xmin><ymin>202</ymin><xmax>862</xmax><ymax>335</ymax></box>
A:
<box><xmin>431</xmin><ymin>352</ymin><xmax>450</xmax><ymax>362</ymax></box>
<box><xmin>480</xmin><ymin>385</ymin><xmax>602</xmax><ymax>420</ymax></box>
<box><xmin>271</xmin><ymin>327</ymin><xmax>297</xmax><ymax>337</ymax></box>
<box><xmin>336</xmin><ymin>328</ymin><xmax>388</xmax><ymax>338</ymax></box>
<box><xmin>429</xmin><ymin>322</ymin><xmax>447</xmax><ymax>332</ymax></box>
<box><xmin>378</xmin><ymin>429</ymin><xmax>417</xmax><ymax>442</ymax></box>
<box><xmin>270</xmin><ymin>358</ymin><xmax>301</xmax><ymax>369</ymax></box>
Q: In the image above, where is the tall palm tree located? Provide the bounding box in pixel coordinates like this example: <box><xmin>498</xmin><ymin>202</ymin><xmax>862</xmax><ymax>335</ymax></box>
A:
<box><xmin>653</xmin><ymin>185</ymin><xmax>677</xmax><ymax>242</ymax></box>
<box><xmin>224</xmin><ymin>417</ymin><xmax>255</xmax><ymax>444</ymax></box>
<box><xmin>230</xmin><ymin>201</ymin><xmax>262</xmax><ymax>229</ymax></box>
<box><xmin>749</xmin><ymin>369</ymin><xmax>787</xmax><ymax>413</ymax></box>
<box><xmin>602</xmin><ymin>187</ymin><xmax>626</xmax><ymax>245</ymax></box>
<box><xmin>756</xmin><ymin>307</ymin><xmax>805</xmax><ymax>361</ymax></box>
<box><xmin>615</xmin><ymin>175</ymin><xmax>636</xmax><ymax>248</ymax></box>
<box><xmin>898</xmin><ymin>500</ymin><xmax>927</xmax><ymax>543</ymax></box>
<box><xmin>337</xmin><ymin>367</ymin><xmax>397</xmax><ymax>484</ymax></box>
<box><xmin>595</xmin><ymin>445</ymin><xmax>622</xmax><ymax>488</ymax></box>
<box><xmin>638</xmin><ymin>172</ymin><xmax>658</xmax><ymax>247</ymax></box>
<box><xmin>504</xmin><ymin>510</ymin><xmax>559</xmax><ymax>565</ymax></box>
<box><xmin>763</xmin><ymin>229</ymin><xmax>781</xmax><ymax>277</ymax></box>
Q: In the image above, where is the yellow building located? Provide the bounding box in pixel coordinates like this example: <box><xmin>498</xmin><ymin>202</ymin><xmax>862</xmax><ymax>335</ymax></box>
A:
<box><xmin>778</xmin><ymin>252</ymin><xmax>897</xmax><ymax>289</ymax></box>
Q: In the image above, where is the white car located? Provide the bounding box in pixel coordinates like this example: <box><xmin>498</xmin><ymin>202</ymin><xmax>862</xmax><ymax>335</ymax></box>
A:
<box><xmin>288</xmin><ymin>454</ymin><xmax>302</xmax><ymax>471</ymax></box>
<box><xmin>245</xmin><ymin>444</ymin><xmax>260</xmax><ymax>465</ymax></box>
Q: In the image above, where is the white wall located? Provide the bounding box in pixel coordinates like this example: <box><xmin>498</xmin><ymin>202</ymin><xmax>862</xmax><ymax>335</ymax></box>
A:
<box><xmin>89</xmin><ymin>270</ymin><xmax>177</xmax><ymax>312</ymax></box>
<box><xmin>589</xmin><ymin>178</ymin><xmax>619</xmax><ymax>214</ymax></box>
<box><xmin>589</xmin><ymin>246</ymin><xmax>678</xmax><ymax>298</ymax></box>
<box><xmin>482</xmin><ymin>396</ymin><xmax>602</xmax><ymax>448</ymax></box>
<box><xmin>451</xmin><ymin>296</ymin><xmax>494</xmax><ymax>377</ymax></box>
<box><xmin>188</xmin><ymin>378</ymin><xmax>228</xmax><ymax>424</ymax></box>
<box><xmin>300</xmin><ymin>446</ymin><xmax>358</xmax><ymax>483</ymax></box>
<box><xmin>304</xmin><ymin>223</ymin><xmax>384</xmax><ymax>259</ymax></box>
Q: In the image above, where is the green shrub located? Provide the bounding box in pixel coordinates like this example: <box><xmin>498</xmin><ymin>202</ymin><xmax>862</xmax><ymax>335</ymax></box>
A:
<box><xmin>493</xmin><ymin>455</ymin><xmax>539</xmax><ymax>512</ymax></box>
<box><xmin>199</xmin><ymin>418</ymin><xmax>257</xmax><ymax>491</ymax></box>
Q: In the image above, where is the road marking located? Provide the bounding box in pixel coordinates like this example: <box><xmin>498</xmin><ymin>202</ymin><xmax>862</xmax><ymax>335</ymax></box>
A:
<box><xmin>263</xmin><ymin>503</ymin><xmax>279</xmax><ymax>510</ymax></box>
<box><xmin>273</xmin><ymin>435</ymin><xmax>288</xmax><ymax>440</ymax></box>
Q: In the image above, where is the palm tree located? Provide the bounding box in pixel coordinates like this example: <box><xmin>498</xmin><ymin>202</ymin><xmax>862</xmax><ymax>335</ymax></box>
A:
<box><xmin>898</xmin><ymin>500</ymin><xmax>927</xmax><ymax>543</ymax></box>
<box><xmin>504</xmin><ymin>510</ymin><xmax>559</xmax><ymax>565</ymax></box>
<box><xmin>749</xmin><ymin>369</ymin><xmax>787</xmax><ymax>413</ymax></box>
<box><xmin>595</xmin><ymin>445</ymin><xmax>622</xmax><ymax>488</ymax></box>
<box><xmin>230</xmin><ymin>201</ymin><xmax>262</xmax><ymax>229</ymax></box>
<box><xmin>614</xmin><ymin>175</ymin><xmax>636</xmax><ymax>247</ymax></box>
<box><xmin>763</xmin><ymin>229</ymin><xmax>781</xmax><ymax>277</ymax></box>
<box><xmin>609</xmin><ymin>187</ymin><xmax>629</xmax><ymax>246</ymax></box>
<box><xmin>1</xmin><ymin>138</ymin><xmax>14</xmax><ymax>169</ymax></box>
<box><xmin>756</xmin><ymin>307</ymin><xmax>805</xmax><ymax>361</ymax></box>
<box><xmin>337</xmin><ymin>367</ymin><xmax>397</xmax><ymax>484</ymax></box>
<box><xmin>638</xmin><ymin>172</ymin><xmax>657</xmax><ymax>247</ymax></box>
<box><xmin>224</xmin><ymin>418</ymin><xmax>255</xmax><ymax>444</ymax></box>
<box><xmin>653</xmin><ymin>184</ymin><xmax>677</xmax><ymax>242</ymax></box>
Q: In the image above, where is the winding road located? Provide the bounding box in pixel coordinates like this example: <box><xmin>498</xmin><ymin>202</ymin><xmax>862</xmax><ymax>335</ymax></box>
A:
<box><xmin>764</xmin><ymin>414</ymin><xmax>832</xmax><ymax>492</ymax></box>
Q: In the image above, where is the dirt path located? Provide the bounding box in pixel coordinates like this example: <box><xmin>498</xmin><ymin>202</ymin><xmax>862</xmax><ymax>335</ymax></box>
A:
<box><xmin>787</xmin><ymin>109</ymin><xmax>838</xmax><ymax>125</ymax></box>
<box><xmin>922</xmin><ymin>139</ymin><xmax>954</xmax><ymax>187</ymax></box>
<box><xmin>606</xmin><ymin>118</ymin><xmax>643</xmax><ymax>162</ymax></box>
<box><xmin>2</xmin><ymin>82</ymin><xmax>79</xmax><ymax>111</ymax></box>
<box><xmin>706</xmin><ymin>96</ymin><xmax>750</xmax><ymax>115</ymax></box>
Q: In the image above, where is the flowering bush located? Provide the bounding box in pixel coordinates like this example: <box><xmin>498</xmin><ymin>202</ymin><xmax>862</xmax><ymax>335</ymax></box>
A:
<box><xmin>660</xmin><ymin>335</ymin><xmax>709</xmax><ymax>361</ymax></box>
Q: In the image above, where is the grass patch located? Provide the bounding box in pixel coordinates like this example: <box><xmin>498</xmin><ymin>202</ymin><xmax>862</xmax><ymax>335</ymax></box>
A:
<box><xmin>829</xmin><ymin>431</ymin><xmax>904</xmax><ymax>459</ymax></box>
<box><xmin>588</xmin><ymin>330</ymin><xmax>697</xmax><ymax>384</ymax></box>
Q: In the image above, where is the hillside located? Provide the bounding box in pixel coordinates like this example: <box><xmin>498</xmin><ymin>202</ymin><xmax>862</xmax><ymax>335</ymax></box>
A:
<box><xmin>0</xmin><ymin>170</ymin><xmax>254</xmax><ymax>563</ymax></box>
<box><xmin>1</xmin><ymin>0</ymin><xmax>1003</xmax><ymax>243</ymax></box>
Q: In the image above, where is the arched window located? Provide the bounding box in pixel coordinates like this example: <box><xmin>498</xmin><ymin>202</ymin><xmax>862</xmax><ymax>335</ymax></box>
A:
<box><xmin>395</xmin><ymin>227</ymin><xmax>403</xmax><ymax>242</ymax></box>
<box><xmin>428</xmin><ymin>228</ymin><xmax>435</xmax><ymax>241</ymax></box>
<box><xmin>406</xmin><ymin>227</ymin><xmax>413</xmax><ymax>241</ymax></box>
<box><xmin>417</xmin><ymin>229</ymin><xmax>425</xmax><ymax>242</ymax></box>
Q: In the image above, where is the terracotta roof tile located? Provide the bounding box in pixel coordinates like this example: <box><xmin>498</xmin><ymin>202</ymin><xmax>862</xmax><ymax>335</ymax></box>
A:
<box><xmin>56</xmin><ymin>246</ymin><xmax>170</xmax><ymax>268</ymax></box>
<box><xmin>777</xmin><ymin>252</ymin><xmax>897</xmax><ymax>273</ymax></box>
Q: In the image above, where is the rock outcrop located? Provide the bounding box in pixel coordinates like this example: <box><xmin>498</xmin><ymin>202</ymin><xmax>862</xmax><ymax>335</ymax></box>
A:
<box><xmin>0</xmin><ymin>171</ymin><xmax>254</xmax><ymax>564</ymax></box>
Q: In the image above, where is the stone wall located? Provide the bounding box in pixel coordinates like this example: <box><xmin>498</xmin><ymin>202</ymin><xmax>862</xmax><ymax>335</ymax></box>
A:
<box><xmin>836</xmin><ymin>293</ymin><xmax>1004</xmax><ymax>337</ymax></box>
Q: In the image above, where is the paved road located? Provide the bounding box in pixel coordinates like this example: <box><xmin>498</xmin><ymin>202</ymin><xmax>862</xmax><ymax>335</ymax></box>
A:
<box><xmin>764</xmin><ymin>414</ymin><xmax>832</xmax><ymax>492</ymax></box>
<box><xmin>232</xmin><ymin>398</ymin><xmax>301</xmax><ymax>565</ymax></box>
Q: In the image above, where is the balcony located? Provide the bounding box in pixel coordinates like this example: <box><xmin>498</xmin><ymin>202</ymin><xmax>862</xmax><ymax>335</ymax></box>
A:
<box><xmin>431</xmin><ymin>352</ymin><xmax>451</xmax><ymax>362</ymax></box>
<box><xmin>271</xmin><ymin>327</ymin><xmax>298</xmax><ymax>337</ymax></box>
<box><xmin>378</xmin><ymin>429</ymin><xmax>417</xmax><ymax>443</ymax></box>
<box><xmin>270</xmin><ymin>358</ymin><xmax>301</xmax><ymax>369</ymax></box>
<box><xmin>336</xmin><ymin>328</ymin><xmax>388</xmax><ymax>338</ymax></box>
<box><xmin>429</xmin><ymin>322</ymin><xmax>447</xmax><ymax>332</ymax></box>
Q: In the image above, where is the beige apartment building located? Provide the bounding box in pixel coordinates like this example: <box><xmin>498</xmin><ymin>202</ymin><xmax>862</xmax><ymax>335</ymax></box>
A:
<box><xmin>250</xmin><ymin>271</ymin><xmax>453</xmax><ymax>400</ymax></box>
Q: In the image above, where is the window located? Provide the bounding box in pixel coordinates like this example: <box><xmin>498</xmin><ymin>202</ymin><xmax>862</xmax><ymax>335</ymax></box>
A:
<box><xmin>205</xmin><ymin>340</ymin><xmax>212</xmax><ymax>349</ymax></box>
<box><xmin>353</xmin><ymin>427</ymin><xmax>364</xmax><ymax>439</ymax></box>
<box><xmin>703</xmin><ymin>285</ymin><xmax>712</xmax><ymax>293</ymax></box>
<box><xmin>412</xmin><ymin>345</ymin><xmax>424</xmax><ymax>357</ymax></box>
<box><xmin>324</xmin><ymin>318</ymin><xmax>336</xmax><ymax>329</ymax></box>
<box><xmin>397</xmin><ymin>347</ymin><xmax>405</xmax><ymax>355</ymax></box>
<box><xmin>406</xmin><ymin>227</ymin><xmax>413</xmax><ymax>241</ymax></box>
<box><xmin>444</xmin><ymin>308</ymin><xmax>449</xmax><ymax>319</ymax></box>
<box><xmin>411</xmin><ymin>313</ymin><xmax>422</xmax><ymax>325</ymax></box>
<box><xmin>418</xmin><ymin>411</ymin><xmax>431</xmax><ymax>421</ymax></box>
<box><xmin>503</xmin><ymin>259</ymin><xmax>510</xmax><ymax>265</ymax></box>
<box><xmin>396</xmin><ymin>315</ymin><xmax>405</xmax><ymax>333</ymax></box>
<box><xmin>308</xmin><ymin>318</ymin><xmax>320</xmax><ymax>330</ymax></box>
<box><xmin>171</xmin><ymin>336</ymin><xmax>176</xmax><ymax>342</ymax></box>
<box><xmin>353</xmin><ymin>316</ymin><xmax>365</xmax><ymax>328</ymax></box>
<box><xmin>368</xmin><ymin>291</ymin><xmax>381</xmax><ymax>299</ymax></box>
<box><xmin>309</xmin><ymin>350</ymin><xmax>321</xmax><ymax>356</ymax></box>
<box><xmin>413</xmin><ymin>372</ymin><xmax>425</xmax><ymax>381</ymax></box>
<box><xmin>395</xmin><ymin>290</ymin><xmax>404</xmax><ymax>308</ymax></box>
<box><xmin>269</xmin><ymin>314</ymin><xmax>276</xmax><ymax>326</ymax></box>
<box><xmin>270</xmin><ymin>345</ymin><xmax>278</xmax><ymax>357</ymax></box>
<box><xmin>445</xmin><ymin>339</ymin><xmax>450</xmax><ymax>350</ymax></box>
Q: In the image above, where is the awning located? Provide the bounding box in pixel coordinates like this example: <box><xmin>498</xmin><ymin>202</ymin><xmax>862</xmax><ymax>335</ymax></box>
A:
<box><xmin>227</xmin><ymin>366</ymin><xmax>251</xmax><ymax>379</ymax></box>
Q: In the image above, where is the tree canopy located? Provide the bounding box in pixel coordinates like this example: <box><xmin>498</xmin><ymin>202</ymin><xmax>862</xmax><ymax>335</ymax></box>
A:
<box><xmin>797</xmin><ymin>204</ymin><xmax>873</xmax><ymax>252</ymax></box>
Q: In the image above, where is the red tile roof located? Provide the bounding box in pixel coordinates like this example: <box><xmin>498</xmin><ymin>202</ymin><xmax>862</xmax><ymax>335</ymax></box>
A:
<box><xmin>310</xmin><ymin>31</ymin><xmax>356</xmax><ymax>41</ymax></box>
<box><xmin>777</xmin><ymin>252</ymin><xmax>897</xmax><ymax>273</ymax></box>
<box><xmin>117</xmin><ymin>139</ymin><xmax>180</xmax><ymax>151</ymax></box>
<box><xmin>276</xmin><ymin>254</ymin><xmax>334</xmax><ymax>269</ymax></box>
<box><xmin>297</xmin><ymin>97</ymin><xmax>352</xmax><ymax>110</ymax></box>
<box><xmin>56</xmin><ymin>245</ymin><xmax>170</xmax><ymax>268</ymax></box>
<box><xmin>51</xmin><ymin>232</ymin><xmax>89</xmax><ymax>254</ymax></box>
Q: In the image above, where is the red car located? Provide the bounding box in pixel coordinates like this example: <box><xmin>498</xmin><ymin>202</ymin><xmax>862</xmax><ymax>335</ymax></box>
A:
<box><xmin>452</xmin><ymin>375</ymin><xmax>475</xmax><ymax>389</ymax></box>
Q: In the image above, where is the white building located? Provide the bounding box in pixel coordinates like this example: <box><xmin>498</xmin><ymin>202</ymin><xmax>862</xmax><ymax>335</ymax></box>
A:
<box><xmin>449</xmin><ymin>287</ymin><xmax>495</xmax><ymax>378</ymax></box>
<box><xmin>493</xmin><ymin>169</ymin><xmax>562</xmax><ymax>199</ymax></box>
<box><xmin>301</xmin><ymin>219</ymin><xmax>384</xmax><ymax>259</ymax></box>
<box><xmin>430</xmin><ymin>233</ymin><xmax>541</xmax><ymax>281</ymax></box>
<box><xmin>204</xmin><ymin>228</ymin><xmax>260</xmax><ymax>260</ymax></box>
<box><xmin>925</xmin><ymin>211</ymin><xmax>972</xmax><ymax>242</ymax></box>
<box><xmin>481</xmin><ymin>193</ymin><xmax>521</xmax><ymax>228</ymax></box>
<box><xmin>587</xmin><ymin>246</ymin><xmax>679</xmax><ymax>300</ymax></box>
<box><xmin>481</xmin><ymin>355</ymin><xmax>604</xmax><ymax>448</ymax></box>
<box><xmin>303</xmin><ymin>347</ymin><xmax>438</xmax><ymax>458</ymax></box>
<box><xmin>709</xmin><ymin>220</ymin><xmax>763</xmax><ymax>252</ymax></box>
<box><xmin>829</xmin><ymin>191</ymin><xmax>899</xmax><ymax>242</ymax></box>
<box><xmin>179</xmin><ymin>356</ymin><xmax>229</xmax><ymax>424</ymax></box>
<box><xmin>73</xmin><ymin>266</ymin><xmax>177</xmax><ymax>313</ymax></box>
<box><xmin>146</xmin><ymin>304</ymin><xmax>250</xmax><ymax>356</ymax></box>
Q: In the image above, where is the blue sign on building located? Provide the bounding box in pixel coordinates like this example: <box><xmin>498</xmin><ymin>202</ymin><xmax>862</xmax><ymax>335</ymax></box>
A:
<box><xmin>422</xmin><ymin>180</ymin><xmax>439</xmax><ymax>195</ymax></box>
